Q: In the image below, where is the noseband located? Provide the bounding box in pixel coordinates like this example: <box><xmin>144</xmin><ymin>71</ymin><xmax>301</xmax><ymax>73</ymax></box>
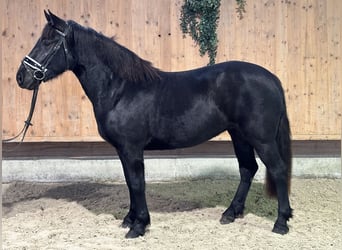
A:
<box><xmin>22</xmin><ymin>26</ymin><xmax>71</xmax><ymax>82</ymax></box>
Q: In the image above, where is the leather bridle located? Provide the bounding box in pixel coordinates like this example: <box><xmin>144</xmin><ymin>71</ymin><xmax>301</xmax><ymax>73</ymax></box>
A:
<box><xmin>22</xmin><ymin>25</ymin><xmax>71</xmax><ymax>82</ymax></box>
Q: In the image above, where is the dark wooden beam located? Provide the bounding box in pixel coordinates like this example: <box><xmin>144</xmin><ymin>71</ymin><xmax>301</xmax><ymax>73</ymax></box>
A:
<box><xmin>2</xmin><ymin>140</ymin><xmax>340</xmax><ymax>159</ymax></box>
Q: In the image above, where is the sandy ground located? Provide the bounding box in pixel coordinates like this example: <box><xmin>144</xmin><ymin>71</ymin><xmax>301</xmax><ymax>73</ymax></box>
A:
<box><xmin>2</xmin><ymin>178</ymin><xmax>342</xmax><ymax>249</ymax></box>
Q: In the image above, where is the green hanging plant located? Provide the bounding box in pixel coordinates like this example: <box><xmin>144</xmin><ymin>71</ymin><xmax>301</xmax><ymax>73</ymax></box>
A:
<box><xmin>236</xmin><ymin>0</ymin><xmax>247</xmax><ymax>19</ymax></box>
<box><xmin>180</xmin><ymin>0</ymin><xmax>221</xmax><ymax>65</ymax></box>
<box><xmin>180</xmin><ymin>0</ymin><xmax>247</xmax><ymax>65</ymax></box>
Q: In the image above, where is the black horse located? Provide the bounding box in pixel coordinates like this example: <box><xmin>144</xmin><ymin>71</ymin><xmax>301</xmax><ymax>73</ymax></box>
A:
<box><xmin>16</xmin><ymin>11</ymin><xmax>292</xmax><ymax>238</ymax></box>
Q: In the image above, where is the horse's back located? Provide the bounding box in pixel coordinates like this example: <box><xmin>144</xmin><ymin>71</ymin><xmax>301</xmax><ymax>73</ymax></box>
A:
<box><xmin>160</xmin><ymin>61</ymin><xmax>284</xmax><ymax>102</ymax></box>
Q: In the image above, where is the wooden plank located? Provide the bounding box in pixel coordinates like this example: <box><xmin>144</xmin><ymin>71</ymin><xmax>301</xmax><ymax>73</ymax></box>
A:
<box><xmin>327</xmin><ymin>0</ymin><xmax>342</xmax><ymax>138</ymax></box>
<box><xmin>314</xmin><ymin>0</ymin><xmax>329</xmax><ymax>136</ymax></box>
<box><xmin>170</xmin><ymin>0</ymin><xmax>187</xmax><ymax>70</ymax></box>
<box><xmin>158</xmin><ymin>0</ymin><xmax>172</xmax><ymax>71</ymax></box>
<box><xmin>303</xmin><ymin>0</ymin><xmax>317</xmax><ymax>135</ymax></box>
<box><xmin>0</xmin><ymin>0</ymin><xmax>3</xmax><ymax>161</ymax></box>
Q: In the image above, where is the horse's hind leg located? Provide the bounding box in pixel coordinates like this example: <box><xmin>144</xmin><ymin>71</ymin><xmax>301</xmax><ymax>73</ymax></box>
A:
<box><xmin>220</xmin><ymin>129</ymin><xmax>258</xmax><ymax>224</ymax></box>
<box><xmin>255</xmin><ymin>141</ymin><xmax>292</xmax><ymax>234</ymax></box>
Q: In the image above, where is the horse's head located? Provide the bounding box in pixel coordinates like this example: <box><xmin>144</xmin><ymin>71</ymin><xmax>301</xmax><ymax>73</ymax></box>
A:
<box><xmin>16</xmin><ymin>10</ymin><xmax>73</xmax><ymax>90</ymax></box>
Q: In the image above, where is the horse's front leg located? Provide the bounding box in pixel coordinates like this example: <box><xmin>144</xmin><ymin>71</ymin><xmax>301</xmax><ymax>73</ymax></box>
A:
<box><xmin>117</xmin><ymin>146</ymin><xmax>150</xmax><ymax>238</ymax></box>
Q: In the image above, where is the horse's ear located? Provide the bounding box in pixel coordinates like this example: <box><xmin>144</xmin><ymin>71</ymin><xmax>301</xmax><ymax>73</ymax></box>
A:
<box><xmin>44</xmin><ymin>9</ymin><xmax>67</xmax><ymax>31</ymax></box>
<box><xmin>44</xmin><ymin>9</ymin><xmax>53</xmax><ymax>25</ymax></box>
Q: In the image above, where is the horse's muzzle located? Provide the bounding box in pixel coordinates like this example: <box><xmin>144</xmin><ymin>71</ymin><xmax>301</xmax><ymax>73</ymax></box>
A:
<box><xmin>16</xmin><ymin>69</ymin><xmax>29</xmax><ymax>89</ymax></box>
<box><xmin>16</xmin><ymin>67</ymin><xmax>40</xmax><ymax>90</ymax></box>
<box><xmin>16</xmin><ymin>70</ymin><xmax>24</xmax><ymax>87</ymax></box>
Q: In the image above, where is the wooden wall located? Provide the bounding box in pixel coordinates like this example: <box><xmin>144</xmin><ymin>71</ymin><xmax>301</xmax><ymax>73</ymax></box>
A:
<box><xmin>2</xmin><ymin>0</ymin><xmax>341</xmax><ymax>142</ymax></box>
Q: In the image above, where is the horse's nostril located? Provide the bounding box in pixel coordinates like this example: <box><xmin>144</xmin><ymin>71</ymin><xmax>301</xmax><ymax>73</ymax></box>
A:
<box><xmin>16</xmin><ymin>72</ymin><xmax>23</xmax><ymax>85</ymax></box>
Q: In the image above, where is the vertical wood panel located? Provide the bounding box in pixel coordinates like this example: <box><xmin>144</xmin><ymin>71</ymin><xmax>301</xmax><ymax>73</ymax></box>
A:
<box><xmin>0</xmin><ymin>0</ymin><xmax>3</xmax><ymax>155</ymax></box>
<box><xmin>2</xmin><ymin>0</ymin><xmax>341</xmax><ymax>141</ymax></box>
<box><xmin>327</xmin><ymin>0</ymin><xmax>342</xmax><ymax>139</ymax></box>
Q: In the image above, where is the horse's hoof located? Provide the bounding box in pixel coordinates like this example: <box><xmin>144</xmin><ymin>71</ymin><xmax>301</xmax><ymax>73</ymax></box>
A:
<box><xmin>125</xmin><ymin>228</ymin><xmax>144</xmax><ymax>239</ymax></box>
<box><xmin>125</xmin><ymin>221</ymin><xmax>148</xmax><ymax>239</ymax></box>
<box><xmin>220</xmin><ymin>214</ymin><xmax>235</xmax><ymax>224</ymax></box>
<box><xmin>272</xmin><ymin>223</ymin><xmax>289</xmax><ymax>235</ymax></box>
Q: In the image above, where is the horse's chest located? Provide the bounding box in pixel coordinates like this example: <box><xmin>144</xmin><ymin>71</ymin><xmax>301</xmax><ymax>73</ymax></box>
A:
<box><xmin>94</xmin><ymin>103</ymin><xmax>150</xmax><ymax>144</ymax></box>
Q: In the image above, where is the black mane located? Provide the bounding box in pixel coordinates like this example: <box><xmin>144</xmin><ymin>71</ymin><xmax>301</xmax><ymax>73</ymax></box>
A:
<box><xmin>69</xmin><ymin>21</ymin><xmax>160</xmax><ymax>83</ymax></box>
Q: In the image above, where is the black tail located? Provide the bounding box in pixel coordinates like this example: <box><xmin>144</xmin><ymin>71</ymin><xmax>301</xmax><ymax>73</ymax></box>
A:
<box><xmin>266</xmin><ymin>112</ymin><xmax>292</xmax><ymax>197</ymax></box>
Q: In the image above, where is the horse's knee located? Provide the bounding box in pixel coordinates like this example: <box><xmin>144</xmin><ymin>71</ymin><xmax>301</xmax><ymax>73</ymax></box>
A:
<box><xmin>240</xmin><ymin>166</ymin><xmax>258</xmax><ymax>182</ymax></box>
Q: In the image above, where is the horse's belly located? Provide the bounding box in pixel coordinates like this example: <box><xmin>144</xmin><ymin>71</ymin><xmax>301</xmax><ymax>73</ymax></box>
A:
<box><xmin>148</xmin><ymin>104</ymin><xmax>228</xmax><ymax>150</ymax></box>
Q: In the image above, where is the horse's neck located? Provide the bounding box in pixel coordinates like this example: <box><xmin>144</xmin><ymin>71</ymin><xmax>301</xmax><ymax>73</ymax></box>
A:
<box><xmin>71</xmin><ymin>32</ymin><xmax>115</xmax><ymax>105</ymax></box>
<box><xmin>70</xmin><ymin>27</ymin><xmax>154</xmax><ymax>108</ymax></box>
<box><xmin>72</xmin><ymin>64</ymin><xmax>111</xmax><ymax>103</ymax></box>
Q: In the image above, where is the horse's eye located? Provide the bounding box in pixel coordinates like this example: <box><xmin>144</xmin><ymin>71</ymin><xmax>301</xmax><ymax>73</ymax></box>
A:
<box><xmin>42</xmin><ymin>39</ymin><xmax>52</xmax><ymax>46</ymax></box>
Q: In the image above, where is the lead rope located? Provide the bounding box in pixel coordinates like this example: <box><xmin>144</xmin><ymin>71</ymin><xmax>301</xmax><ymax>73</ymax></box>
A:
<box><xmin>2</xmin><ymin>87</ymin><xmax>39</xmax><ymax>145</ymax></box>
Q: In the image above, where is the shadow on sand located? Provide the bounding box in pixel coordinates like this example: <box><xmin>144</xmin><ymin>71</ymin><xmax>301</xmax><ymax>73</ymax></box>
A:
<box><xmin>2</xmin><ymin>179</ymin><xmax>277</xmax><ymax>220</ymax></box>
